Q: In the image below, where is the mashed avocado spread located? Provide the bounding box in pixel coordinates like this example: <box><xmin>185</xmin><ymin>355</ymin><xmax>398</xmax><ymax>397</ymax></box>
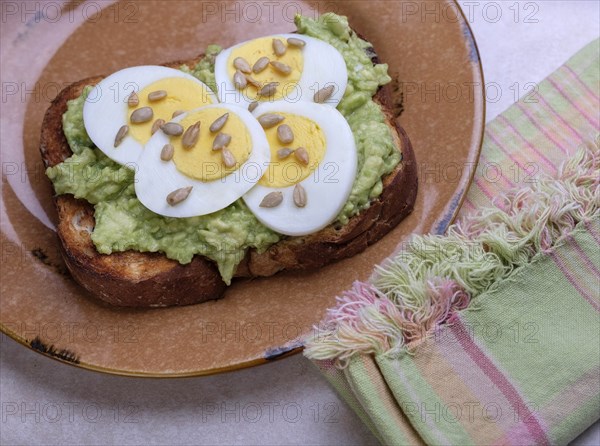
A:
<box><xmin>46</xmin><ymin>14</ymin><xmax>400</xmax><ymax>284</ymax></box>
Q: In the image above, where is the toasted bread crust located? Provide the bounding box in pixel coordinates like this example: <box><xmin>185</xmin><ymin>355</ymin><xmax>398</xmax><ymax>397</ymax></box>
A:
<box><xmin>40</xmin><ymin>55</ymin><xmax>417</xmax><ymax>307</ymax></box>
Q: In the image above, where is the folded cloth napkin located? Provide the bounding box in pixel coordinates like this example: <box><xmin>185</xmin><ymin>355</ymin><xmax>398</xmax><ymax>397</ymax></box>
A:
<box><xmin>305</xmin><ymin>39</ymin><xmax>600</xmax><ymax>446</ymax></box>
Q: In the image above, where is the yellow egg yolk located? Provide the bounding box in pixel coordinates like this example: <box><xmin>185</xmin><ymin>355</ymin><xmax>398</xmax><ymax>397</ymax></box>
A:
<box><xmin>259</xmin><ymin>113</ymin><xmax>326</xmax><ymax>188</ymax></box>
<box><xmin>129</xmin><ymin>78</ymin><xmax>214</xmax><ymax>144</ymax></box>
<box><xmin>172</xmin><ymin>108</ymin><xmax>251</xmax><ymax>182</ymax></box>
<box><xmin>228</xmin><ymin>36</ymin><xmax>304</xmax><ymax>101</ymax></box>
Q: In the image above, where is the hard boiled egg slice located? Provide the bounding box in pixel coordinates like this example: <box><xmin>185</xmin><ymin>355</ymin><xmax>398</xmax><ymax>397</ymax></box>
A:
<box><xmin>244</xmin><ymin>101</ymin><xmax>357</xmax><ymax>236</ymax></box>
<box><xmin>214</xmin><ymin>34</ymin><xmax>347</xmax><ymax>109</ymax></box>
<box><xmin>83</xmin><ymin>66</ymin><xmax>217</xmax><ymax>166</ymax></box>
<box><xmin>135</xmin><ymin>104</ymin><xmax>270</xmax><ymax>218</ymax></box>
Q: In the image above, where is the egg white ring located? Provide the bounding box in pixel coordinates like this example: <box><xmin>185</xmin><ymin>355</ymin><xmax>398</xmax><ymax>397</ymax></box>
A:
<box><xmin>135</xmin><ymin>103</ymin><xmax>270</xmax><ymax>218</ymax></box>
<box><xmin>83</xmin><ymin>66</ymin><xmax>218</xmax><ymax>167</ymax></box>
<box><xmin>214</xmin><ymin>34</ymin><xmax>348</xmax><ymax>109</ymax></box>
<box><xmin>244</xmin><ymin>101</ymin><xmax>357</xmax><ymax>236</ymax></box>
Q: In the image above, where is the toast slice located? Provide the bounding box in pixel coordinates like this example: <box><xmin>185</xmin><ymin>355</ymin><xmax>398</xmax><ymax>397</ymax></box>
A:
<box><xmin>40</xmin><ymin>56</ymin><xmax>417</xmax><ymax>307</ymax></box>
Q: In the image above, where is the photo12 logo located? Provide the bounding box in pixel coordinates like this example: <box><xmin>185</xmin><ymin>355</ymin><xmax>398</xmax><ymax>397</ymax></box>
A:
<box><xmin>1</xmin><ymin>321</ymin><xmax>139</xmax><ymax>345</ymax></box>
<box><xmin>1</xmin><ymin>2</ymin><xmax>139</xmax><ymax>25</ymax></box>
<box><xmin>402</xmin><ymin>400</ymin><xmax>540</xmax><ymax>424</ymax></box>
<box><xmin>198</xmin><ymin>321</ymin><xmax>303</xmax><ymax>344</ymax></box>
<box><xmin>199</xmin><ymin>401</ymin><xmax>339</xmax><ymax>424</ymax></box>
<box><xmin>200</xmin><ymin>1</ymin><xmax>330</xmax><ymax>24</ymax></box>
<box><xmin>1</xmin><ymin>401</ymin><xmax>140</xmax><ymax>424</ymax></box>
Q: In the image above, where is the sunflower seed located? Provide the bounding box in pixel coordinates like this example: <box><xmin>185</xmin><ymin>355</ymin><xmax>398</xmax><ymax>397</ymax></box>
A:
<box><xmin>160</xmin><ymin>143</ymin><xmax>174</xmax><ymax>161</ymax></box>
<box><xmin>252</xmin><ymin>56</ymin><xmax>270</xmax><ymax>74</ymax></box>
<box><xmin>272</xmin><ymin>38</ymin><xmax>286</xmax><ymax>57</ymax></box>
<box><xmin>258</xmin><ymin>113</ymin><xmax>284</xmax><ymax>129</ymax></box>
<box><xmin>293</xmin><ymin>184</ymin><xmax>307</xmax><ymax>207</ymax></box>
<box><xmin>258</xmin><ymin>82</ymin><xmax>278</xmax><ymax>97</ymax></box>
<box><xmin>295</xmin><ymin>147</ymin><xmax>309</xmax><ymax>165</ymax></box>
<box><xmin>127</xmin><ymin>91</ymin><xmax>139</xmax><ymax>107</ymax></box>
<box><xmin>233</xmin><ymin>70</ymin><xmax>247</xmax><ymax>90</ymax></box>
<box><xmin>248</xmin><ymin>101</ymin><xmax>259</xmax><ymax>112</ymax></box>
<box><xmin>277</xmin><ymin>148</ymin><xmax>294</xmax><ymax>159</ymax></box>
<box><xmin>148</xmin><ymin>90</ymin><xmax>167</xmax><ymax>102</ymax></box>
<box><xmin>245</xmin><ymin>75</ymin><xmax>262</xmax><ymax>89</ymax></box>
<box><xmin>233</xmin><ymin>57</ymin><xmax>252</xmax><ymax>73</ymax></box>
<box><xmin>130</xmin><ymin>107</ymin><xmax>153</xmax><ymax>123</ymax></box>
<box><xmin>161</xmin><ymin>122</ymin><xmax>184</xmax><ymax>136</ymax></box>
<box><xmin>209</xmin><ymin>113</ymin><xmax>229</xmax><ymax>133</ymax></box>
<box><xmin>260</xmin><ymin>191</ymin><xmax>283</xmax><ymax>208</ymax></box>
<box><xmin>212</xmin><ymin>132</ymin><xmax>231</xmax><ymax>150</ymax></box>
<box><xmin>182</xmin><ymin>121</ymin><xmax>201</xmax><ymax>149</ymax></box>
<box><xmin>114</xmin><ymin>125</ymin><xmax>129</xmax><ymax>147</ymax></box>
<box><xmin>221</xmin><ymin>148</ymin><xmax>236</xmax><ymax>168</ymax></box>
<box><xmin>151</xmin><ymin>118</ymin><xmax>165</xmax><ymax>135</ymax></box>
<box><xmin>287</xmin><ymin>37</ymin><xmax>306</xmax><ymax>48</ymax></box>
<box><xmin>313</xmin><ymin>85</ymin><xmax>335</xmax><ymax>103</ymax></box>
<box><xmin>277</xmin><ymin>124</ymin><xmax>294</xmax><ymax>144</ymax></box>
<box><xmin>270</xmin><ymin>61</ymin><xmax>292</xmax><ymax>75</ymax></box>
<box><xmin>172</xmin><ymin>110</ymin><xmax>185</xmax><ymax>118</ymax></box>
<box><xmin>166</xmin><ymin>186</ymin><xmax>192</xmax><ymax>206</ymax></box>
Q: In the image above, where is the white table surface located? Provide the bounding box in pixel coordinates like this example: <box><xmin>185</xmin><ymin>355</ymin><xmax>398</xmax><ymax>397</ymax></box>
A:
<box><xmin>1</xmin><ymin>1</ymin><xmax>599</xmax><ymax>445</ymax></box>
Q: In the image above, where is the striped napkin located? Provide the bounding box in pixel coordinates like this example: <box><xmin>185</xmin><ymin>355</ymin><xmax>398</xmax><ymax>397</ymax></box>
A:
<box><xmin>305</xmin><ymin>39</ymin><xmax>600</xmax><ymax>445</ymax></box>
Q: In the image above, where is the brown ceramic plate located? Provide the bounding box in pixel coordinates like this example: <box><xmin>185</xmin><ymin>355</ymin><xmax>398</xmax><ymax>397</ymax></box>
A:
<box><xmin>0</xmin><ymin>0</ymin><xmax>484</xmax><ymax>376</ymax></box>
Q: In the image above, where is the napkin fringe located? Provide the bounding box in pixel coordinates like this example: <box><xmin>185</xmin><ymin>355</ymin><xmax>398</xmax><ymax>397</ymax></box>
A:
<box><xmin>305</xmin><ymin>136</ymin><xmax>599</xmax><ymax>366</ymax></box>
